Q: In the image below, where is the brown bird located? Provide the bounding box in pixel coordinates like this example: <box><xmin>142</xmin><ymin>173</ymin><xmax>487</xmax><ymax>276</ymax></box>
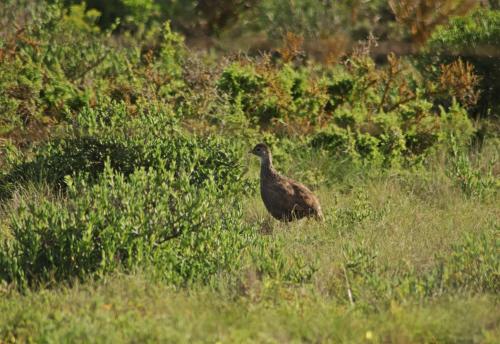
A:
<box><xmin>250</xmin><ymin>143</ymin><xmax>324</xmax><ymax>222</ymax></box>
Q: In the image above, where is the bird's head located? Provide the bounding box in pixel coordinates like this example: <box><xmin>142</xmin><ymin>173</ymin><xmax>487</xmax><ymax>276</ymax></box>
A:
<box><xmin>249</xmin><ymin>143</ymin><xmax>271</xmax><ymax>160</ymax></box>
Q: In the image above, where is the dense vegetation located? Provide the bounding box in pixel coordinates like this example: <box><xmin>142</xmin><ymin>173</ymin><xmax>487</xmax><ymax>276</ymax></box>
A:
<box><xmin>0</xmin><ymin>1</ymin><xmax>498</xmax><ymax>342</ymax></box>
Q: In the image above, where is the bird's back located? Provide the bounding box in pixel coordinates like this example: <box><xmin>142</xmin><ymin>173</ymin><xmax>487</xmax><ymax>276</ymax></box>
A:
<box><xmin>260</xmin><ymin>169</ymin><xmax>323</xmax><ymax>221</ymax></box>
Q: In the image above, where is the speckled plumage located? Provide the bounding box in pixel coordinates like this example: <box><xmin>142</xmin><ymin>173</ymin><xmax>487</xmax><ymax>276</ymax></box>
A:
<box><xmin>250</xmin><ymin>143</ymin><xmax>324</xmax><ymax>222</ymax></box>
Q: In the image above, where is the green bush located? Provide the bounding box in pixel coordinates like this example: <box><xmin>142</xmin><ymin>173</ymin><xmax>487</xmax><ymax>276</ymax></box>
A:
<box><xmin>0</xmin><ymin>2</ymin><xmax>189</xmax><ymax>144</ymax></box>
<box><xmin>0</xmin><ymin>1</ymin><xmax>479</xmax><ymax>169</ymax></box>
<box><xmin>60</xmin><ymin>0</ymin><xmax>159</xmax><ymax>30</ymax></box>
<box><xmin>0</xmin><ymin>2</ymin><xmax>113</xmax><ymax>138</ymax></box>
<box><xmin>310</xmin><ymin>99</ymin><xmax>475</xmax><ymax>167</ymax></box>
<box><xmin>310</xmin><ymin>127</ymin><xmax>358</xmax><ymax>158</ymax></box>
<box><xmin>423</xmin><ymin>9</ymin><xmax>500</xmax><ymax>118</ymax></box>
<box><xmin>0</xmin><ymin>97</ymin><xmax>318</xmax><ymax>288</ymax></box>
<box><xmin>0</xmin><ymin>101</ymin><xmax>248</xmax><ymax>199</ymax></box>
<box><xmin>217</xmin><ymin>63</ymin><xmax>267</xmax><ymax>123</ymax></box>
<box><xmin>217</xmin><ymin>61</ymin><xmax>328</xmax><ymax>126</ymax></box>
<box><xmin>325</xmin><ymin>77</ymin><xmax>354</xmax><ymax>112</ymax></box>
<box><xmin>0</xmin><ymin>163</ymin><xmax>256</xmax><ymax>287</ymax></box>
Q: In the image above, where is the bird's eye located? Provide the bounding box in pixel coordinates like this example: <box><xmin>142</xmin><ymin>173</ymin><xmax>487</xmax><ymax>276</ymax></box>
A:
<box><xmin>256</xmin><ymin>148</ymin><xmax>260</xmax><ymax>151</ymax></box>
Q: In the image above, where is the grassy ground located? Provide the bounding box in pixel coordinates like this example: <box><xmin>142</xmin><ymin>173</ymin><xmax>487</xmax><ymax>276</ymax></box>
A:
<box><xmin>1</xmin><ymin>162</ymin><xmax>498</xmax><ymax>343</ymax></box>
<box><xmin>0</xmin><ymin>275</ymin><xmax>497</xmax><ymax>343</ymax></box>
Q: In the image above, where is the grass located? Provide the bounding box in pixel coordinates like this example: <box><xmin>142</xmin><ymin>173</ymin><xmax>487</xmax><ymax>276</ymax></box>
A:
<box><xmin>1</xmin><ymin>159</ymin><xmax>498</xmax><ymax>343</ymax></box>
<box><xmin>0</xmin><ymin>275</ymin><xmax>498</xmax><ymax>343</ymax></box>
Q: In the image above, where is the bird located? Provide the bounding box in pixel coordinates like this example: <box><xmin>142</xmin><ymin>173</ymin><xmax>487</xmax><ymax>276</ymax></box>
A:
<box><xmin>250</xmin><ymin>143</ymin><xmax>324</xmax><ymax>222</ymax></box>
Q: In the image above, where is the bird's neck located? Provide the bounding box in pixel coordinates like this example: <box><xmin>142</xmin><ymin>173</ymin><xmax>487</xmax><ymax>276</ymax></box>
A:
<box><xmin>260</xmin><ymin>155</ymin><xmax>277</xmax><ymax>178</ymax></box>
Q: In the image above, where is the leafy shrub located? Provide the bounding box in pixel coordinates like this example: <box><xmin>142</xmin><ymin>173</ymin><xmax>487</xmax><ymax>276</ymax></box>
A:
<box><xmin>0</xmin><ymin>2</ymin><xmax>111</xmax><ymax>140</ymax></box>
<box><xmin>0</xmin><ymin>98</ymin><xmax>316</xmax><ymax>288</ymax></box>
<box><xmin>0</xmin><ymin>2</ymin><xmax>189</xmax><ymax>147</ymax></box>
<box><xmin>305</xmin><ymin>49</ymin><xmax>477</xmax><ymax>166</ymax></box>
<box><xmin>217</xmin><ymin>60</ymin><xmax>327</xmax><ymax>127</ymax></box>
<box><xmin>311</xmin><ymin>126</ymin><xmax>399</xmax><ymax>167</ymax></box>
<box><xmin>325</xmin><ymin>77</ymin><xmax>354</xmax><ymax>112</ymax></box>
<box><xmin>0</xmin><ymin>1</ymin><xmax>480</xmax><ymax>170</ymax></box>
<box><xmin>0</xmin><ymin>101</ymin><xmax>248</xmax><ymax>199</ymax></box>
<box><xmin>310</xmin><ymin>127</ymin><xmax>358</xmax><ymax>159</ymax></box>
<box><xmin>217</xmin><ymin>63</ymin><xmax>265</xmax><ymax>123</ymax></box>
<box><xmin>310</xmin><ymin>99</ymin><xmax>475</xmax><ymax>166</ymax></box>
<box><xmin>60</xmin><ymin>0</ymin><xmax>159</xmax><ymax>30</ymax></box>
<box><xmin>0</xmin><ymin>163</ymin><xmax>256</xmax><ymax>287</ymax></box>
<box><xmin>423</xmin><ymin>9</ymin><xmax>500</xmax><ymax>118</ymax></box>
<box><xmin>355</xmin><ymin>133</ymin><xmax>383</xmax><ymax>161</ymax></box>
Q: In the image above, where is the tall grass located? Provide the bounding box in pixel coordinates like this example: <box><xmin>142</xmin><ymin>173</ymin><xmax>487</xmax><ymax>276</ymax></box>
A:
<box><xmin>1</xmin><ymin>142</ymin><xmax>498</xmax><ymax>342</ymax></box>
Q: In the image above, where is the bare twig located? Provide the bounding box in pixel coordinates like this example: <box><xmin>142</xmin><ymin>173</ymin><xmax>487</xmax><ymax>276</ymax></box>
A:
<box><xmin>342</xmin><ymin>263</ymin><xmax>355</xmax><ymax>306</ymax></box>
<box><xmin>385</xmin><ymin>90</ymin><xmax>442</xmax><ymax>113</ymax></box>
<box><xmin>339</xmin><ymin>229</ymin><xmax>355</xmax><ymax>307</ymax></box>
<box><xmin>70</xmin><ymin>53</ymin><xmax>109</xmax><ymax>82</ymax></box>
<box><xmin>378</xmin><ymin>53</ymin><xmax>400</xmax><ymax>113</ymax></box>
